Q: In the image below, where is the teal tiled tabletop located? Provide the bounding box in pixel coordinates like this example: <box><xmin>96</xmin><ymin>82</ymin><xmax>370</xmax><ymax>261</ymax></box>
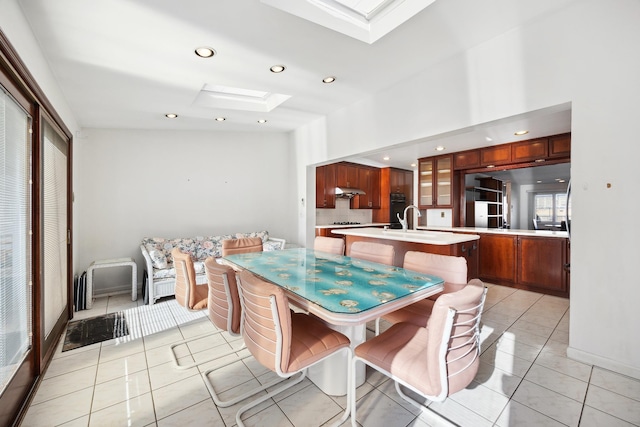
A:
<box><xmin>223</xmin><ymin>248</ymin><xmax>444</xmax><ymax>324</ymax></box>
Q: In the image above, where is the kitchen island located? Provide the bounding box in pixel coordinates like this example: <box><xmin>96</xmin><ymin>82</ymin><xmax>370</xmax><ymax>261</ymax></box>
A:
<box><xmin>418</xmin><ymin>226</ymin><xmax>570</xmax><ymax>298</ymax></box>
<box><xmin>331</xmin><ymin>227</ymin><xmax>480</xmax><ymax>281</ymax></box>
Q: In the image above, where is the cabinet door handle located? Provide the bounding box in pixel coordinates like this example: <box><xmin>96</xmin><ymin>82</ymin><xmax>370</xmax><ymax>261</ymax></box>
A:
<box><xmin>461</xmin><ymin>245</ymin><xmax>467</xmax><ymax>253</ymax></box>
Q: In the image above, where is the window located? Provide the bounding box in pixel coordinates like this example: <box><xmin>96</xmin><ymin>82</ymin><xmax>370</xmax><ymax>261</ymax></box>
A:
<box><xmin>534</xmin><ymin>192</ymin><xmax>568</xmax><ymax>224</ymax></box>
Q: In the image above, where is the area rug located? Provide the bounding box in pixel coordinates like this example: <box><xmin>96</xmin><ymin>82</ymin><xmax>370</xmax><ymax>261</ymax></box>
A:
<box><xmin>63</xmin><ymin>312</ymin><xmax>129</xmax><ymax>352</ymax></box>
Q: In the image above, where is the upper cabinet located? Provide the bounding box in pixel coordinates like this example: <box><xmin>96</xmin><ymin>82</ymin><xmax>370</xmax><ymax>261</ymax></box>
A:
<box><xmin>355</xmin><ymin>166</ymin><xmax>381</xmax><ymax>209</ymax></box>
<box><xmin>454</xmin><ymin>133</ymin><xmax>571</xmax><ymax>170</ymax></box>
<box><xmin>511</xmin><ymin>138</ymin><xmax>548</xmax><ymax>163</ymax></box>
<box><xmin>548</xmin><ymin>133</ymin><xmax>571</xmax><ymax>158</ymax></box>
<box><xmin>418</xmin><ymin>154</ymin><xmax>453</xmax><ymax>208</ymax></box>
<box><xmin>318</xmin><ymin>162</ymin><xmax>381</xmax><ymax>209</ymax></box>
<box><xmin>315</xmin><ymin>164</ymin><xmax>336</xmax><ymax>208</ymax></box>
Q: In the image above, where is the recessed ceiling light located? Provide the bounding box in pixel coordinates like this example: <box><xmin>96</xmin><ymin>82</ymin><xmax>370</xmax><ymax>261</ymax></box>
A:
<box><xmin>165</xmin><ymin>113</ymin><xmax>178</xmax><ymax>119</ymax></box>
<box><xmin>410</xmin><ymin>163</ymin><xmax>417</xmax><ymax>168</ymax></box>
<box><xmin>514</xmin><ymin>130</ymin><xmax>529</xmax><ymax>136</ymax></box>
<box><xmin>485</xmin><ymin>136</ymin><xmax>493</xmax><ymax>142</ymax></box>
<box><xmin>383</xmin><ymin>156</ymin><xmax>390</xmax><ymax>161</ymax></box>
<box><xmin>215</xmin><ymin>117</ymin><xmax>226</xmax><ymax>121</ymax></box>
<box><xmin>194</xmin><ymin>47</ymin><xmax>215</xmax><ymax>58</ymax></box>
<box><xmin>270</xmin><ymin>65</ymin><xmax>286</xmax><ymax>73</ymax></box>
<box><xmin>536</xmin><ymin>180</ymin><xmax>542</xmax><ymax>183</ymax></box>
<box><xmin>435</xmin><ymin>146</ymin><xmax>445</xmax><ymax>151</ymax></box>
<box><xmin>257</xmin><ymin>119</ymin><xmax>267</xmax><ymax>124</ymax></box>
<box><xmin>322</xmin><ymin>76</ymin><xmax>336</xmax><ymax>83</ymax></box>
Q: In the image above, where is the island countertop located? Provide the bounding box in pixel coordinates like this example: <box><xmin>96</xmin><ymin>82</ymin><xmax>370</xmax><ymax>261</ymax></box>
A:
<box><xmin>330</xmin><ymin>227</ymin><xmax>479</xmax><ymax>245</ymax></box>
<box><xmin>417</xmin><ymin>226</ymin><xmax>569</xmax><ymax>239</ymax></box>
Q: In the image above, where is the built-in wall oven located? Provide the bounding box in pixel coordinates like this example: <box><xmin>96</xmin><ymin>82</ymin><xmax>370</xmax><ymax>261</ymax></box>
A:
<box><xmin>390</xmin><ymin>192</ymin><xmax>407</xmax><ymax>229</ymax></box>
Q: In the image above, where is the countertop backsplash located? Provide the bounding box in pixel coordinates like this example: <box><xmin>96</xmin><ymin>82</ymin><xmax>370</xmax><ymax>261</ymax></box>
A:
<box><xmin>316</xmin><ymin>198</ymin><xmax>372</xmax><ymax>225</ymax></box>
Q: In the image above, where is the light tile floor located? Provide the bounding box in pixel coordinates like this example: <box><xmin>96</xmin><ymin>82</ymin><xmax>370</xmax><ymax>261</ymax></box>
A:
<box><xmin>21</xmin><ymin>283</ymin><xmax>640</xmax><ymax>427</ymax></box>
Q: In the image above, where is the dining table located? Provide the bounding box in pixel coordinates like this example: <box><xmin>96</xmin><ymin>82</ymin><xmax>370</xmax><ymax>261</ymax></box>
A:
<box><xmin>222</xmin><ymin>247</ymin><xmax>444</xmax><ymax>396</ymax></box>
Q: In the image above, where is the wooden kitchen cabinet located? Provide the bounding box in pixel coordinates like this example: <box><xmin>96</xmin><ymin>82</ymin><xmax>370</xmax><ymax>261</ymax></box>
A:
<box><xmin>315</xmin><ymin>164</ymin><xmax>336</xmax><ymax>208</ymax></box>
<box><xmin>517</xmin><ymin>236</ymin><xmax>568</xmax><ymax>295</ymax></box>
<box><xmin>477</xmin><ymin>232</ymin><xmax>570</xmax><ymax>297</ymax></box>
<box><xmin>511</xmin><ymin>138</ymin><xmax>548</xmax><ymax>163</ymax></box>
<box><xmin>548</xmin><ymin>133</ymin><xmax>571</xmax><ymax>158</ymax></box>
<box><xmin>480</xmin><ymin>144</ymin><xmax>512</xmax><ymax>166</ymax></box>
<box><xmin>354</xmin><ymin>166</ymin><xmax>380</xmax><ymax>209</ymax></box>
<box><xmin>478</xmin><ymin>234</ymin><xmax>517</xmax><ymax>283</ymax></box>
<box><xmin>336</xmin><ymin>162</ymin><xmax>360</xmax><ymax>188</ymax></box>
<box><xmin>454</xmin><ymin>150</ymin><xmax>481</xmax><ymax>170</ymax></box>
<box><xmin>418</xmin><ymin>154</ymin><xmax>453</xmax><ymax>208</ymax></box>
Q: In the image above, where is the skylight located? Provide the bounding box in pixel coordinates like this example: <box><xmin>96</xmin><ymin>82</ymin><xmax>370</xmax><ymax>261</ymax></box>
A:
<box><xmin>262</xmin><ymin>0</ymin><xmax>436</xmax><ymax>44</ymax></box>
<box><xmin>193</xmin><ymin>84</ymin><xmax>291</xmax><ymax>112</ymax></box>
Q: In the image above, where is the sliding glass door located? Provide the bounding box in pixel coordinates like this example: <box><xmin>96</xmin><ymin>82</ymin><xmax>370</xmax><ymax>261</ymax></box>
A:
<box><xmin>42</xmin><ymin>120</ymin><xmax>68</xmax><ymax>342</ymax></box>
<box><xmin>0</xmin><ymin>85</ymin><xmax>33</xmax><ymax>409</ymax></box>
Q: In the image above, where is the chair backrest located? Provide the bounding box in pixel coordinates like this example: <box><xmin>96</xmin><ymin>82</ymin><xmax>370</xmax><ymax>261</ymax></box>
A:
<box><xmin>348</xmin><ymin>241</ymin><xmax>395</xmax><ymax>265</ymax></box>
<box><xmin>222</xmin><ymin>237</ymin><xmax>263</xmax><ymax>256</ymax></box>
<box><xmin>426</xmin><ymin>279</ymin><xmax>486</xmax><ymax>398</ymax></box>
<box><xmin>403</xmin><ymin>251</ymin><xmax>468</xmax><ymax>294</ymax></box>
<box><xmin>204</xmin><ymin>257</ymin><xmax>241</xmax><ymax>335</ymax></box>
<box><xmin>237</xmin><ymin>269</ymin><xmax>292</xmax><ymax>374</ymax></box>
<box><xmin>314</xmin><ymin>236</ymin><xmax>345</xmax><ymax>255</ymax></box>
<box><xmin>172</xmin><ymin>248</ymin><xmax>207</xmax><ymax>310</ymax></box>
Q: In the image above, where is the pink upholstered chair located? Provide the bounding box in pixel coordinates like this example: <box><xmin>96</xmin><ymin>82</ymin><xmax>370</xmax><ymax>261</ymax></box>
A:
<box><xmin>348</xmin><ymin>241</ymin><xmax>395</xmax><ymax>265</ymax></box>
<box><xmin>221</xmin><ymin>236</ymin><xmax>263</xmax><ymax>256</ymax></box>
<box><xmin>350</xmin><ymin>279</ymin><xmax>487</xmax><ymax>426</ymax></box>
<box><xmin>235</xmin><ymin>269</ymin><xmax>352</xmax><ymax>427</ymax></box>
<box><xmin>314</xmin><ymin>236</ymin><xmax>345</xmax><ymax>255</ymax></box>
<box><xmin>375</xmin><ymin>251</ymin><xmax>468</xmax><ymax>335</ymax></box>
<box><xmin>172</xmin><ymin>248</ymin><xmax>208</xmax><ymax>310</ymax></box>
<box><xmin>199</xmin><ymin>258</ymin><xmax>284</xmax><ymax>407</ymax></box>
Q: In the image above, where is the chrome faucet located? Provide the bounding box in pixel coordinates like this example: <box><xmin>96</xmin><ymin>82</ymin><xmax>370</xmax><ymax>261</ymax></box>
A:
<box><xmin>397</xmin><ymin>205</ymin><xmax>422</xmax><ymax>232</ymax></box>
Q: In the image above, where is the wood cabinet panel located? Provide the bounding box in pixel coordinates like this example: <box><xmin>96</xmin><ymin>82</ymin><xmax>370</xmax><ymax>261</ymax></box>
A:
<box><xmin>480</xmin><ymin>145</ymin><xmax>512</xmax><ymax>166</ymax></box>
<box><xmin>549</xmin><ymin>133</ymin><xmax>571</xmax><ymax>158</ymax></box>
<box><xmin>511</xmin><ymin>138</ymin><xmax>548</xmax><ymax>162</ymax></box>
<box><xmin>478</xmin><ymin>234</ymin><xmax>517</xmax><ymax>283</ymax></box>
<box><xmin>315</xmin><ymin>164</ymin><xmax>336</xmax><ymax>208</ymax></box>
<box><xmin>517</xmin><ymin>236</ymin><xmax>567</xmax><ymax>294</ymax></box>
<box><xmin>454</xmin><ymin>150</ymin><xmax>480</xmax><ymax>170</ymax></box>
<box><xmin>336</xmin><ymin>162</ymin><xmax>360</xmax><ymax>188</ymax></box>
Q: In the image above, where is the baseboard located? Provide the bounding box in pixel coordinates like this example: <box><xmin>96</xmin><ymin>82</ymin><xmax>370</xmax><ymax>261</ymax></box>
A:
<box><xmin>567</xmin><ymin>346</ymin><xmax>640</xmax><ymax>380</ymax></box>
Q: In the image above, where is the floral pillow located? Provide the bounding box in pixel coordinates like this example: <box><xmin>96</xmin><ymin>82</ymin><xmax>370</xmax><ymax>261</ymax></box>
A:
<box><xmin>148</xmin><ymin>249</ymin><xmax>168</xmax><ymax>269</ymax></box>
<box><xmin>235</xmin><ymin>230</ymin><xmax>269</xmax><ymax>243</ymax></box>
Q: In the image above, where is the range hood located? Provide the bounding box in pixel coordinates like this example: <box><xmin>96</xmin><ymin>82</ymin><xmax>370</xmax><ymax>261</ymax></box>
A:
<box><xmin>335</xmin><ymin>187</ymin><xmax>366</xmax><ymax>198</ymax></box>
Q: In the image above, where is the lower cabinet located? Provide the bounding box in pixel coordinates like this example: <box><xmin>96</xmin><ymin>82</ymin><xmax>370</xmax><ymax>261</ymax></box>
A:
<box><xmin>517</xmin><ymin>236</ymin><xmax>569</xmax><ymax>296</ymax></box>
<box><xmin>478</xmin><ymin>233</ymin><xmax>569</xmax><ymax>298</ymax></box>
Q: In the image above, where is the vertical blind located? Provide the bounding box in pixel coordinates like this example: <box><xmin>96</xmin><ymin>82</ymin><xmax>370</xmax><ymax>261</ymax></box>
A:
<box><xmin>42</xmin><ymin>121</ymin><xmax>67</xmax><ymax>338</ymax></box>
<box><xmin>0</xmin><ymin>87</ymin><xmax>32</xmax><ymax>391</ymax></box>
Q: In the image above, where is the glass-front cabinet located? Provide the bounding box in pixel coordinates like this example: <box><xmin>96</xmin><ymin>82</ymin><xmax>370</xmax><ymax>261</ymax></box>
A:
<box><xmin>418</xmin><ymin>154</ymin><xmax>453</xmax><ymax>208</ymax></box>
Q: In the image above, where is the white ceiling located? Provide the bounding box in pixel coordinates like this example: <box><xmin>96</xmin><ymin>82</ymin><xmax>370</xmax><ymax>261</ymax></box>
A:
<box><xmin>18</xmin><ymin>0</ymin><xmax>574</xmax><ymax>170</ymax></box>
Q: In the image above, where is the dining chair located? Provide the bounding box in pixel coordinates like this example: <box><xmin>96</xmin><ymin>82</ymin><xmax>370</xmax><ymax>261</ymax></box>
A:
<box><xmin>235</xmin><ymin>269</ymin><xmax>352</xmax><ymax>427</ymax></box>
<box><xmin>221</xmin><ymin>236</ymin><xmax>263</xmax><ymax>256</ymax></box>
<box><xmin>199</xmin><ymin>258</ymin><xmax>285</xmax><ymax>407</ymax></box>
<box><xmin>350</xmin><ymin>279</ymin><xmax>487</xmax><ymax>427</ymax></box>
<box><xmin>375</xmin><ymin>251</ymin><xmax>468</xmax><ymax>335</ymax></box>
<box><xmin>348</xmin><ymin>241</ymin><xmax>395</xmax><ymax>265</ymax></box>
<box><xmin>172</xmin><ymin>247</ymin><xmax>208</xmax><ymax>310</ymax></box>
<box><xmin>314</xmin><ymin>235</ymin><xmax>345</xmax><ymax>255</ymax></box>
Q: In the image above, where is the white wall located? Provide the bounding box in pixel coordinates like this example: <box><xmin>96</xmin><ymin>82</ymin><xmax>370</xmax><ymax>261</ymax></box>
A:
<box><xmin>74</xmin><ymin>129</ymin><xmax>298</xmax><ymax>293</ymax></box>
<box><xmin>296</xmin><ymin>0</ymin><xmax>640</xmax><ymax>379</ymax></box>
